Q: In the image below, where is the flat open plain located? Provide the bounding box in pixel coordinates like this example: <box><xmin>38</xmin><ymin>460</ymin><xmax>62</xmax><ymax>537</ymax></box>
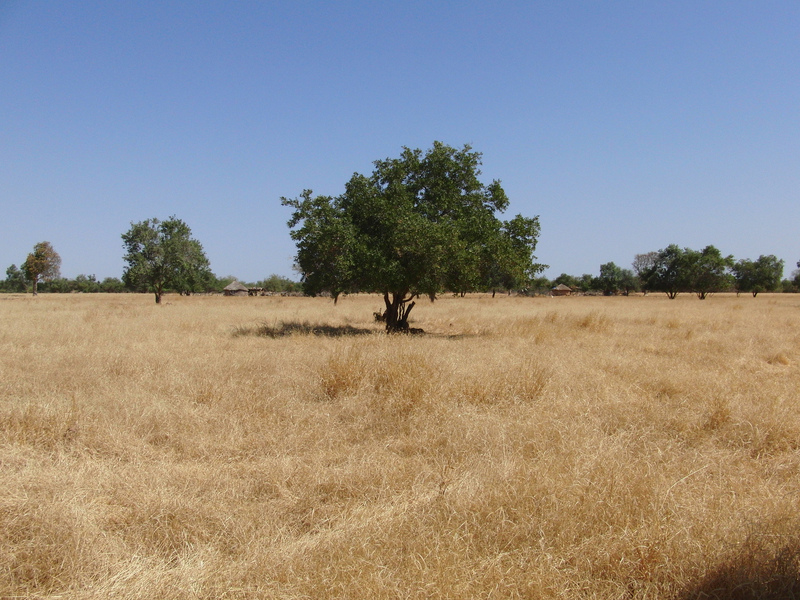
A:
<box><xmin>1</xmin><ymin>292</ymin><xmax>799</xmax><ymax>599</ymax></box>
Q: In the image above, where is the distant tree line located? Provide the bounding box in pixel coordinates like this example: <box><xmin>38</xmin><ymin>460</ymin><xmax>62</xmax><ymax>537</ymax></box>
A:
<box><xmin>4</xmin><ymin>232</ymin><xmax>797</xmax><ymax>301</ymax></box>
<box><xmin>543</xmin><ymin>245</ymin><xmax>799</xmax><ymax>298</ymax></box>
<box><xmin>0</xmin><ymin>268</ymin><xmax>129</xmax><ymax>294</ymax></box>
<box><xmin>3</xmin><ymin>225</ymin><xmax>300</xmax><ymax>297</ymax></box>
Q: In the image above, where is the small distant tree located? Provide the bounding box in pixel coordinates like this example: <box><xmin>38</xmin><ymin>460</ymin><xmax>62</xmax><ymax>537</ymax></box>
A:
<box><xmin>21</xmin><ymin>241</ymin><xmax>61</xmax><ymax>296</ymax></box>
<box><xmin>42</xmin><ymin>277</ymin><xmax>70</xmax><ymax>293</ymax></box>
<box><xmin>685</xmin><ymin>245</ymin><xmax>734</xmax><ymax>299</ymax></box>
<box><xmin>122</xmin><ymin>217</ymin><xmax>212</xmax><ymax>303</ymax></box>
<box><xmin>619</xmin><ymin>269</ymin><xmax>639</xmax><ymax>296</ymax></box>
<box><xmin>578</xmin><ymin>273</ymin><xmax>596</xmax><ymax>294</ymax></box>
<box><xmin>71</xmin><ymin>274</ymin><xmax>100</xmax><ymax>293</ymax></box>
<box><xmin>4</xmin><ymin>264</ymin><xmax>27</xmax><ymax>292</ymax></box>
<box><xmin>597</xmin><ymin>262</ymin><xmax>623</xmax><ymax>295</ymax></box>
<box><xmin>732</xmin><ymin>255</ymin><xmax>785</xmax><ymax>297</ymax></box>
<box><xmin>632</xmin><ymin>252</ymin><xmax>658</xmax><ymax>294</ymax></box>
<box><xmin>211</xmin><ymin>275</ymin><xmax>238</xmax><ymax>292</ymax></box>
<box><xmin>523</xmin><ymin>276</ymin><xmax>551</xmax><ymax>296</ymax></box>
<box><xmin>257</xmin><ymin>274</ymin><xmax>301</xmax><ymax>293</ymax></box>
<box><xmin>99</xmin><ymin>277</ymin><xmax>126</xmax><ymax>293</ymax></box>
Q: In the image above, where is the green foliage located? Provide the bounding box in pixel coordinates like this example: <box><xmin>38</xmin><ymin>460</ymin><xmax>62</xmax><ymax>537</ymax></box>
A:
<box><xmin>619</xmin><ymin>269</ymin><xmax>639</xmax><ymax>295</ymax></box>
<box><xmin>527</xmin><ymin>276</ymin><xmax>552</xmax><ymax>295</ymax></box>
<box><xmin>794</xmin><ymin>261</ymin><xmax>800</xmax><ymax>290</ymax></box>
<box><xmin>69</xmin><ymin>274</ymin><xmax>99</xmax><ymax>293</ymax></box>
<box><xmin>597</xmin><ymin>262</ymin><xmax>623</xmax><ymax>295</ymax></box>
<box><xmin>733</xmin><ymin>255</ymin><xmax>785</xmax><ymax>297</ymax></box>
<box><xmin>122</xmin><ymin>217</ymin><xmax>213</xmax><ymax>303</ymax></box>
<box><xmin>684</xmin><ymin>245</ymin><xmax>734</xmax><ymax>299</ymax></box>
<box><xmin>283</xmin><ymin>142</ymin><xmax>543</xmax><ymax>330</ymax></box>
<box><xmin>594</xmin><ymin>262</ymin><xmax>641</xmax><ymax>296</ymax></box>
<box><xmin>4</xmin><ymin>264</ymin><xmax>27</xmax><ymax>292</ymax></box>
<box><xmin>98</xmin><ymin>277</ymin><xmax>126</xmax><ymax>293</ymax></box>
<box><xmin>12</xmin><ymin>275</ymin><xmax>126</xmax><ymax>294</ymax></box>
<box><xmin>632</xmin><ymin>252</ymin><xmax>658</xmax><ymax>294</ymax></box>
<box><xmin>211</xmin><ymin>275</ymin><xmax>238</xmax><ymax>292</ymax></box>
<box><xmin>21</xmin><ymin>241</ymin><xmax>61</xmax><ymax>295</ymax></box>
<box><xmin>553</xmin><ymin>273</ymin><xmax>579</xmax><ymax>290</ymax></box>
<box><xmin>255</xmin><ymin>274</ymin><xmax>301</xmax><ymax>293</ymax></box>
<box><xmin>578</xmin><ymin>274</ymin><xmax>596</xmax><ymax>293</ymax></box>
<box><xmin>640</xmin><ymin>245</ymin><xmax>733</xmax><ymax>299</ymax></box>
<box><xmin>640</xmin><ymin>244</ymin><xmax>693</xmax><ymax>299</ymax></box>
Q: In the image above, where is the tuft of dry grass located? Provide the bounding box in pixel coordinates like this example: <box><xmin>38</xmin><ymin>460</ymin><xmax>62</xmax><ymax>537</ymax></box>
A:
<box><xmin>1</xmin><ymin>292</ymin><xmax>799</xmax><ymax>598</ymax></box>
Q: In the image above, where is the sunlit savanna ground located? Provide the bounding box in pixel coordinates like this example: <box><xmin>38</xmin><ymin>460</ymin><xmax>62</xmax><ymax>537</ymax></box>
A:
<box><xmin>1</xmin><ymin>292</ymin><xmax>799</xmax><ymax>599</ymax></box>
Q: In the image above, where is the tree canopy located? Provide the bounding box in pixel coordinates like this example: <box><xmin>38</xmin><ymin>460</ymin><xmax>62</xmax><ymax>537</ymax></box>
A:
<box><xmin>4</xmin><ymin>264</ymin><xmax>27</xmax><ymax>293</ymax></box>
<box><xmin>684</xmin><ymin>245</ymin><xmax>734</xmax><ymax>299</ymax></box>
<box><xmin>21</xmin><ymin>241</ymin><xmax>61</xmax><ymax>296</ymax></box>
<box><xmin>282</xmin><ymin>142</ymin><xmax>543</xmax><ymax>331</ymax></box>
<box><xmin>640</xmin><ymin>244</ymin><xmax>692</xmax><ymax>299</ymax></box>
<box><xmin>639</xmin><ymin>244</ymin><xmax>734</xmax><ymax>299</ymax></box>
<box><xmin>122</xmin><ymin>217</ymin><xmax>213</xmax><ymax>303</ymax></box>
<box><xmin>732</xmin><ymin>255</ymin><xmax>784</xmax><ymax>297</ymax></box>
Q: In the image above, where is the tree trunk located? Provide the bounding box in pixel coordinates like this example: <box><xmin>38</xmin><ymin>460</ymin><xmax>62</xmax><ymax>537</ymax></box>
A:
<box><xmin>383</xmin><ymin>291</ymin><xmax>415</xmax><ymax>333</ymax></box>
<box><xmin>32</xmin><ymin>278</ymin><xmax>38</xmax><ymax>296</ymax></box>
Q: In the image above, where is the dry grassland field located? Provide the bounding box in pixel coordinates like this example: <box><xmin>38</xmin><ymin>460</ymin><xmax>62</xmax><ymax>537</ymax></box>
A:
<box><xmin>1</xmin><ymin>292</ymin><xmax>799</xmax><ymax>599</ymax></box>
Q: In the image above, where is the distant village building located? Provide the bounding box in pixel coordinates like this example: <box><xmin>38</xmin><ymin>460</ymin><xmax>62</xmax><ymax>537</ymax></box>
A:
<box><xmin>223</xmin><ymin>281</ymin><xmax>249</xmax><ymax>296</ymax></box>
<box><xmin>551</xmin><ymin>284</ymin><xmax>573</xmax><ymax>297</ymax></box>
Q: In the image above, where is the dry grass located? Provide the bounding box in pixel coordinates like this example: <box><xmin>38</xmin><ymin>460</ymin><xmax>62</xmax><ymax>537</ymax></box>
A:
<box><xmin>1</xmin><ymin>292</ymin><xmax>799</xmax><ymax>599</ymax></box>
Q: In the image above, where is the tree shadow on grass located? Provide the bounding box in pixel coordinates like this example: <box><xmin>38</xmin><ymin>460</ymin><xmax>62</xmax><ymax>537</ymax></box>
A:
<box><xmin>677</xmin><ymin>528</ymin><xmax>800</xmax><ymax>600</ymax></box>
<box><xmin>233</xmin><ymin>321</ymin><xmax>484</xmax><ymax>339</ymax></box>
<box><xmin>233</xmin><ymin>321</ymin><xmax>378</xmax><ymax>338</ymax></box>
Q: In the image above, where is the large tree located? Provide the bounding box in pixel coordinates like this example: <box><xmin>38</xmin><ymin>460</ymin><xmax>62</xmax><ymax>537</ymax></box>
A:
<box><xmin>684</xmin><ymin>245</ymin><xmax>734</xmax><ymax>299</ymax></box>
<box><xmin>640</xmin><ymin>244</ymin><xmax>692</xmax><ymax>299</ymax></box>
<box><xmin>21</xmin><ymin>241</ymin><xmax>61</xmax><ymax>296</ymax></box>
<box><xmin>122</xmin><ymin>216</ymin><xmax>212</xmax><ymax>303</ymax></box>
<box><xmin>282</xmin><ymin>142</ymin><xmax>543</xmax><ymax>331</ymax></box>
<box><xmin>732</xmin><ymin>255</ymin><xmax>784</xmax><ymax>297</ymax></box>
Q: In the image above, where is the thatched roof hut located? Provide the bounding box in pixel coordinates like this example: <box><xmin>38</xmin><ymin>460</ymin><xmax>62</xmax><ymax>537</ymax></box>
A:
<box><xmin>223</xmin><ymin>281</ymin><xmax>249</xmax><ymax>296</ymax></box>
<box><xmin>551</xmin><ymin>283</ymin><xmax>573</xmax><ymax>297</ymax></box>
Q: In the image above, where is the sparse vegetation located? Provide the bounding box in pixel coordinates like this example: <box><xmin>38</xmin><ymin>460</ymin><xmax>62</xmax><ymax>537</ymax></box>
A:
<box><xmin>1</xmin><ymin>292</ymin><xmax>799</xmax><ymax>599</ymax></box>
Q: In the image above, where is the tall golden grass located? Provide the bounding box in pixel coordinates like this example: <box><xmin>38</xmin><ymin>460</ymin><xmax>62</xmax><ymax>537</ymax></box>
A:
<box><xmin>1</xmin><ymin>292</ymin><xmax>799</xmax><ymax>599</ymax></box>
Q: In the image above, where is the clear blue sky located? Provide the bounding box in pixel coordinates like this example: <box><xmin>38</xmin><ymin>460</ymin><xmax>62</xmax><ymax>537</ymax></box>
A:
<box><xmin>2</xmin><ymin>1</ymin><xmax>798</xmax><ymax>282</ymax></box>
